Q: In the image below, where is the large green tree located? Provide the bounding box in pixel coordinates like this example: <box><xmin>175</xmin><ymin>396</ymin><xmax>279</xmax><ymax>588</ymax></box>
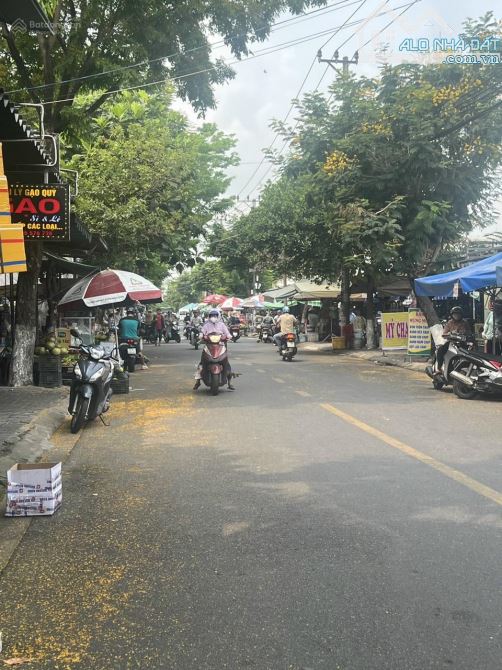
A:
<box><xmin>3</xmin><ymin>0</ymin><xmax>328</xmax><ymax>384</ymax></box>
<box><xmin>68</xmin><ymin>88</ymin><xmax>237</xmax><ymax>285</ymax></box>
<box><xmin>223</xmin><ymin>13</ymin><xmax>502</xmax><ymax>335</ymax></box>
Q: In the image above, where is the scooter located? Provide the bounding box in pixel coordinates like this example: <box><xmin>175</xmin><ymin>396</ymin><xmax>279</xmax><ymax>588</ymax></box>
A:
<box><xmin>68</xmin><ymin>330</ymin><xmax>115</xmax><ymax>433</ymax></box>
<box><xmin>435</xmin><ymin>336</ymin><xmax>502</xmax><ymax>399</ymax></box>
<box><xmin>230</xmin><ymin>323</ymin><xmax>241</xmax><ymax>343</ymax></box>
<box><xmin>200</xmin><ymin>333</ymin><xmax>230</xmax><ymax>395</ymax></box>
<box><xmin>279</xmin><ymin>332</ymin><xmax>297</xmax><ymax>361</ymax></box>
<box><xmin>261</xmin><ymin>324</ymin><xmax>274</xmax><ymax>343</ymax></box>
<box><xmin>189</xmin><ymin>325</ymin><xmax>200</xmax><ymax>350</ymax></box>
<box><xmin>119</xmin><ymin>338</ymin><xmax>138</xmax><ymax>373</ymax></box>
<box><xmin>165</xmin><ymin>323</ymin><xmax>181</xmax><ymax>343</ymax></box>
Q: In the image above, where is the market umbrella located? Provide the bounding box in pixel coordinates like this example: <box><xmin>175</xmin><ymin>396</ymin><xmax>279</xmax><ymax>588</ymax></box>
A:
<box><xmin>202</xmin><ymin>294</ymin><xmax>227</xmax><ymax>305</ymax></box>
<box><xmin>179</xmin><ymin>303</ymin><xmax>198</xmax><ymax>313</ymax></box>
<box><xmin>242</xmin><ymin>295</ymin><xmax>264</xmax><ymax>309</ymax></box>
<box><xmin>220</xmin><ymin>297</ymin><xmax>244</xmax><ymax>310</ymax></box>
<box><xmin>58</xmin><ymin>269</ymin><xmax>162</xmax><ymax>356</ymax></box>
<box><xmin>58</xmin><ymin>268</ymin><xmax>162</xmax><ymax>309</ymax></box>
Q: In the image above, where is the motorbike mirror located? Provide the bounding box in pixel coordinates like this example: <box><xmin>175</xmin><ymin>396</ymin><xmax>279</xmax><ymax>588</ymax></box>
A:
<box><xmin>70</xmin><ymin>328</ymin><xmax>81</xmax><ymax>338</ymax></box>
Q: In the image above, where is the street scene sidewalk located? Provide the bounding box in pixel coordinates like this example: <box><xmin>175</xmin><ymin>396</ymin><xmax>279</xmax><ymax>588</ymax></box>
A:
<box><xmin>0</xmin><ymin>386</ymin><xmax>69</xmax><ymax>487</ymax></box>
<box><xmin>299</xmin><ymin>341</ymin><xmax>428</xmax><ymax>371</ymax></box>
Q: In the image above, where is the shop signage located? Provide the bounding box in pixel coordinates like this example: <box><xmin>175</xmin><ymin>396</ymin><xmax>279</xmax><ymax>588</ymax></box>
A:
<box><xmin>381</xmin><ymin>312</ymin><xmax>408</xmax><ymax>350</ymax></box>
<box><xmin>0</xmin><ymin>224</ymin><xmax>27</xmax><ymax>274</ymax></box>
<box><xmin>9</xmin><ymin>184</ymin><xmax>70</xmax><ymax>241</ymax></box>
<box><xmin>407</xmin><ymin>308</ymin><xmax>431</xmax><ymax>355</ymax></box>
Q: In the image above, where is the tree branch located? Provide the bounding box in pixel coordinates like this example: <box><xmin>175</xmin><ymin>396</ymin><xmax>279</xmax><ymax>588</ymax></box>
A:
<box><xmin>0</xmin><ymin>23</ymin><xmax>40</xmax><ymax>103</ymax></box>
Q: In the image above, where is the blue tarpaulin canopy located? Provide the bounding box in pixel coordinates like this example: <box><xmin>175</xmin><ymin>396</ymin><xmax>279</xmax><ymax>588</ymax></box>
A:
<box><xmin>415</xmin><ymin>252</ymin><xmax>502</xmax><ymax>297</ymax></box>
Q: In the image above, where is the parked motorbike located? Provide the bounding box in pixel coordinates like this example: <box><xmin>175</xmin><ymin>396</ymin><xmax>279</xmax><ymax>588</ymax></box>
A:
<box><xmin>230</xmin><ymin>323</ymin><xmax>241</xmax><ymax>343</ymax></box>
<box><xmin>428</xmin><ymin>334</ymin><xmax>502</xmax><ymax>400</ymax></box>
<box><xmin>119</xmin><ymin>338</ymin><xmax>138</xmax><ymax>372</ymax></box>
<box><xmin>68</xmin><ymin>330</ymin><xmax>115</xmax><ymax>433</ymax></box>
<box><xmin>278</xmin><ymin>332</ymin><xmax>297</xmax><ymax>361</ymax></box>
<box><xmin>199</xmin><ymin>333</ymin><xmax>231</xmax><ymax>395</ymax></box>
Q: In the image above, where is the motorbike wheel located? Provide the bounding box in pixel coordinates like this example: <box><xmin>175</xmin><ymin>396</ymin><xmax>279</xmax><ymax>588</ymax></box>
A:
<box><xmin>127</xmin><ymin>355</ymin><xmax>135</xmax><ymax>373</ymax></box>
<box><xmin>452</xmin><ymin>364</ymin><xmax>478</xmax><ymax>400</ymax></box>
<box><xmin>194</xmin><ymin>340</ymin><xmax>199</xmax><ymax>350</ymax></box>
<box><xmin>210</xmin><ymin>373</ymin><xmax>220</xmax><ymax>396</ymax></box>
<box><xmin>432</xmin><ymin>377</ymin><xmax>444</xmax><ymax>390</ymax></box>
<box><xmin>70</xmin><ymin>396</ymin><xmax>90</xmax><ymax>434</ymax></box>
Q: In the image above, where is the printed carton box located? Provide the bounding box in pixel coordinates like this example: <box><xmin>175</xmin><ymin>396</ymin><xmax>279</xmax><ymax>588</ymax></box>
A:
<box><xmin>5</xmin><ymin>462</ymin><xmax>62</xmax><ymax>517</ymax></box>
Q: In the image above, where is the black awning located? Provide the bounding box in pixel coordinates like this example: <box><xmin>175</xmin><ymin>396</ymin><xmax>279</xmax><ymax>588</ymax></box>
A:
<box><xmin>43</xmin><ymin>251</ymin><xmax>98</xmax><ymax>276</ymax></box>
<box><xmin>0</xmin><ymin>0</ymin><xmax>53</xmax><ymax>33</ymax></box>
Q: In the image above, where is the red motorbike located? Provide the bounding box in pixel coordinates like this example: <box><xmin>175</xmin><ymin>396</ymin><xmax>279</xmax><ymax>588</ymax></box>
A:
<box><xmin>200</xmin><ymin>333</ymin><xmax>230</xmax><ymax>395</ymax></box>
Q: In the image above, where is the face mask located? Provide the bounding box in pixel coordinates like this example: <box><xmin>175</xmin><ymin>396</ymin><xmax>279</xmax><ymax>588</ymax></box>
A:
<box><xmin>210</xmin><ymin>316</ymin><xmax>218</xmax><ymax>323</ymax></box>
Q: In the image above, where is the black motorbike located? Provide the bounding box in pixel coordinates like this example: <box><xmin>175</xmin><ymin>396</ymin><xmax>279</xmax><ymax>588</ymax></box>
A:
<box><xmin>278</xmin><ymin>332</ymin><xmax>297</xmax><ymax>361</ymax></box>
<box><xmin>258</xmin><ymin>323</ymin><xmax>274</xmax><ymax>343</ymax></box>
<box><xmin>68</xmin><ymin>330</ymin><xmax>115</xmax><ymax>433</ymax></box>
<box><xmin>165</xmin><ymin>323</ymin><xmax>181</xmax><ymax>343</ymax></box>
<box><xmin>191</xmin><ymin>325</ymin><xmax>201</xmax><ymax>350</ymax></box>
<box><xmin>119</xmin><ymin>338</ymin><xmax>138</xmax><ymax>372</ymax></box>
<box><xmin>229</xmin><ymin>323</ymin><xmax>241</xmax><ymax>343</ymax></box>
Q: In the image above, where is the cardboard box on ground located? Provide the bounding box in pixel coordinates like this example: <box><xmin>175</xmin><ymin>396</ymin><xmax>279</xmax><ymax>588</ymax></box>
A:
<box><xmin>5</xmin><ymin>462</ymin><xmax>62</xmax><ymax>517</ymax></box>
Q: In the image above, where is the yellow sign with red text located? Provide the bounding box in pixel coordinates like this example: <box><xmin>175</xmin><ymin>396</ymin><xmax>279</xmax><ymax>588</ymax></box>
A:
<box><xmin>0</xmin><ymin>143</ymin><xmax>27</xmax><ymax>274</ymax></box>
<box><xmin>381</xmin><ymin>312</ymin><xmax>409</xmax><ymax>350</ymax></box>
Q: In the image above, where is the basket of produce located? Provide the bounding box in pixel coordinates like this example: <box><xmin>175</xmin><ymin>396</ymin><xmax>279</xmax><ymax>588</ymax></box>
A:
<box><xmin>111</xmin><ymin>366</ymin><xmax>130</xmax><ymax>394</ymax></box>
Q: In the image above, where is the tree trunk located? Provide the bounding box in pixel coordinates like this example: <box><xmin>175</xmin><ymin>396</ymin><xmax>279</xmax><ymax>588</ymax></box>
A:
<box><xmin>415</xmin><ymin>294</ymin><xmax>440</xmax><ymax>327</ymax></box>
<box><xmin>366</xmin><ymin>275</ymin><xmax>376</xmax><ymax>349</ymax></box>
<box><xmin>340</xmin><ymin>266</ymin><xmax>350</xmax><ymax>327</ymax></box>
<box><xmin>9</xmin><ymin>243</ymin><xmax>43</xmax><ymax>386</ymax></box>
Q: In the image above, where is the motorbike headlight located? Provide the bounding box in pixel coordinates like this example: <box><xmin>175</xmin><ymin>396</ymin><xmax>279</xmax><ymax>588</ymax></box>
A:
<box><xmin>89</xmin><ymin>368</ymin><xmax>105</xmax><ymax>382</ymax></box>
<box><xmin>73</xmin><ymin>364</ymin><xmax>82</xmax><ymax>379</ymax></box>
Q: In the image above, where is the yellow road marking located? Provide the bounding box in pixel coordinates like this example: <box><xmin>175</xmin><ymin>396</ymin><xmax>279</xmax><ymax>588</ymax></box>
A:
<box><xmin>272</xmin><ymin>377</ymin><xmax>285</xmax><ymax>384</ymax></box>
<box><xmin>320</xmin><ymin>403</ymin><xmax>502</xmax><ymax>507</ymax></box>
<box><xmin>295</xmin><ymin>390</ymin><xmax>311</xmax><ymax>397</ymax></box>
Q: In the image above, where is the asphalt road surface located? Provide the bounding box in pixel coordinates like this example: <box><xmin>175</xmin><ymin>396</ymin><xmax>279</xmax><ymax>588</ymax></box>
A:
<box><xmin>0</xmin><ymin>339</ymin><xmax>501</xmax><ymax>669</ymax></box>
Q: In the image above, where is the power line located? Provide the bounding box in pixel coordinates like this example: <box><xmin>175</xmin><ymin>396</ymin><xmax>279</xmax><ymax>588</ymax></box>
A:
<box><xmin>6</xmin><ymin>0</ymin><xmax>359</xmax><ymax>96</ymax></box>
<box><xmin>39</xmin><ymin>10</ymin><xmax>400</xmax><ymax>107</ymax></box>
<box><xmin>238</xmin><ymin>0</ymin><xmax>370</xmax><ymax>198</ymax></box>
<box><xmin>247</xmin><ymin>0</ymin><xmax>421</xmax><ymax>198</ymax></box>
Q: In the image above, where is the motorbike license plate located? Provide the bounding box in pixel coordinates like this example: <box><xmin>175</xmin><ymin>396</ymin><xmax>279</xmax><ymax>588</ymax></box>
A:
<box><xmin>287</xmin><ymin>343</ymin><xmax>295</xmax><ymax>348</ymax></box>
<box><xmin>127</xmin><ymin>347</ymin><xmax>136</xmax><ymax>355</ymax></box>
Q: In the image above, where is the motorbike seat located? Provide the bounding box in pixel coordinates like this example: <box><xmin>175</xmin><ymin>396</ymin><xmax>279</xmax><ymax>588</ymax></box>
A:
<box><xmin>470</xmin><ymin>350</ymin><xmax>502</xmax><ymax>363</ymax></box>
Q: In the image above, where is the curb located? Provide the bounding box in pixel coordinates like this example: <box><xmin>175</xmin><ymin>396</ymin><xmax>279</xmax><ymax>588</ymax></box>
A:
<box><xmin>0</xmin><ymin>390</ymin><xmax>74</xmax><ymax>575</ymax></box>
<box><xmin>298</xmin><ymin>343</ymin><xmax>426</xmax><ymax>372</ymax></box>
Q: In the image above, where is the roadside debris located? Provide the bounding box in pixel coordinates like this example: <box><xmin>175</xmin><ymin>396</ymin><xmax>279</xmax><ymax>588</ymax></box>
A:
<box><xmin>5</xmin><ymin>463</ymin><xmax>62</xmax><ymax>517</ymax></box>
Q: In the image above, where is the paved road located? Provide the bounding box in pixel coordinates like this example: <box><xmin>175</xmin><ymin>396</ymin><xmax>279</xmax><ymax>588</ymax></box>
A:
<box><xmin>0</xmin><ymin>339</ymin><xmax>501</xmax><ymax>669</ymax></box>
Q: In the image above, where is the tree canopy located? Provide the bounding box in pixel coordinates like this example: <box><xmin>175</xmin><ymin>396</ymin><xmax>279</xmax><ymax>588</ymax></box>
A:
<box><xmin>1</xmin><ymin>0</ymin><xmax>327</xmax><ymax>131</ymax></box>
<box><xmin>67</xmin><ymin>88</ymin><xmax>237</xmax><ymax>284</ymax></box>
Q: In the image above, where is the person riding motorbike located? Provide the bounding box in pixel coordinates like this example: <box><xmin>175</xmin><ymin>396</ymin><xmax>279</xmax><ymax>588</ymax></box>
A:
<box><xmin>273</xmin><ymin>306</ymin><xmax>298</xmax><ymax>348</ymax></box>
<box><xmin>435</xmin><ymin>306</ymin><xmax>472</xmax><ymax>373</ymax></box>
<box><xmin>118</xmin><ymin>308</ymin><xmax>148</xmax><ymax>370</ymax></box>
<box><xmin>258</xmin><ymin>310</ymin><xmax>274</xmax><ymax>341</ymax></box>
<box><xmin>193</xmin><ymin>309</ymin><xmax>235</xmax><ymax>390</ymax></box>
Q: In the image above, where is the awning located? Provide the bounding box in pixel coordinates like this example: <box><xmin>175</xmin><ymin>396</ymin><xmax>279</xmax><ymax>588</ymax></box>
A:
<box><xmin>43</xmin><ymin>251</ymin><xmax>98</xmax><ymax>276</ymax></box>
<box><xmin>294</xmin><ymin>281</ymin><xmax>341</xmax><ymax>300</ymax></box>
<box><xmin>415</xmin><ymin>252</ymin><xmax>502</xmax><ymax>297</ymax></box>
<box><xmin>263</xmin><ymin>285</ymin><xmax>298</xmax><ymax>300</ymax></box>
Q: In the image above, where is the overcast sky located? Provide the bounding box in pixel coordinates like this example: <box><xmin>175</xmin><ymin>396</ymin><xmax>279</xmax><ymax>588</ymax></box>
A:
<box><xmin>177</xmin><ymin>0</ymin><xmax>501</xmax><ymax>235</ymax></box>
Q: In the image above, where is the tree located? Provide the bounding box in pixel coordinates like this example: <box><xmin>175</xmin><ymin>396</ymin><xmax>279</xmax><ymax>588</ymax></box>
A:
<box><xmin>4</xmin><ymin>0</ymin><xmax>328</xmax><ymax>384</ymax></box>
<box><xmin>68</xmin><ymin>89</ymin><xmax>237</xmax><ymax>285</ymax></box>
<box><xmin>223</xmin><ymin>13</ymin><xmax>502</xmax><ymax>333</ymax></box>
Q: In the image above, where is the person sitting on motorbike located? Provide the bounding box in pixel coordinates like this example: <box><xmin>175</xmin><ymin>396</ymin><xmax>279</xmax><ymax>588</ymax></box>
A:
<box><xmin>273</xmin><ymin>306</ymin><xmax>298</xmax><ymax>348</ymax></box>
<box><xmin>118</xmin><ymin>308</ymin><xmax>148</xmax><ymax>370</ymax></box>
<box><xmin>435</xmin><ymin>306</ymin><xmax>472</xmax><ymax>372</ymax></box>
<box><xmin>193</xmin><ymin>309</ymin><xmax>235</xmax><ymax>390</ymax></box>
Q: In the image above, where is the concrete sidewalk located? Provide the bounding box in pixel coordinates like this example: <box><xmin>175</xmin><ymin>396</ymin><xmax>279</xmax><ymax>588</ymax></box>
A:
<box><xmin>299</xmin><ymin>341</ymin><xmax>427</xmax><ymax>372</ymax></box>
<box><xmin>0</xmin><ymin>385</ymin><xmax>69</xmax><ymax>492</ymax></box>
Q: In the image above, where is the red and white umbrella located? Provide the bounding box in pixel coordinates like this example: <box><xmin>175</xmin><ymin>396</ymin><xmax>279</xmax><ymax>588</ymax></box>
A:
<box><xmin>242</xmin><ymin>295</ymin><xmax>265</xmax><ymax>308</ymax></box>
<box><xmin>202</xmin><ymin>293</ymin><xmax>227</xmax><ymax>305</ymax></box>
<box><xmin>220</xmin><ymin>297</ymin><xmax>244</xmax><ymax>310</ymax></box>
<box><xmin>58</xmin><ymin>269</ymin><xmax>162</xmax><ymax>309</ymax></box>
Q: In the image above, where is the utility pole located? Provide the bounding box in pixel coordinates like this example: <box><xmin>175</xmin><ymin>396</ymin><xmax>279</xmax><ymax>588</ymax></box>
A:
<box><xmin>317</xmin><ymin>49</ymin><xmax>358</xmax><ymax>339</ymax></box>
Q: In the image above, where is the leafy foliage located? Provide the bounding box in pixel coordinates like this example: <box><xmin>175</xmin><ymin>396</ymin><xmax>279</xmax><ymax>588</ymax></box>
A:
<box><xmin>0</xmin><ymin>0</ymin><xmax>327</xmax><ymax>130</ymax></box>
<box><xmin>67</xmin><ymin>89</ymin><xmax>237</xmax><ymax>284</ymax></box>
